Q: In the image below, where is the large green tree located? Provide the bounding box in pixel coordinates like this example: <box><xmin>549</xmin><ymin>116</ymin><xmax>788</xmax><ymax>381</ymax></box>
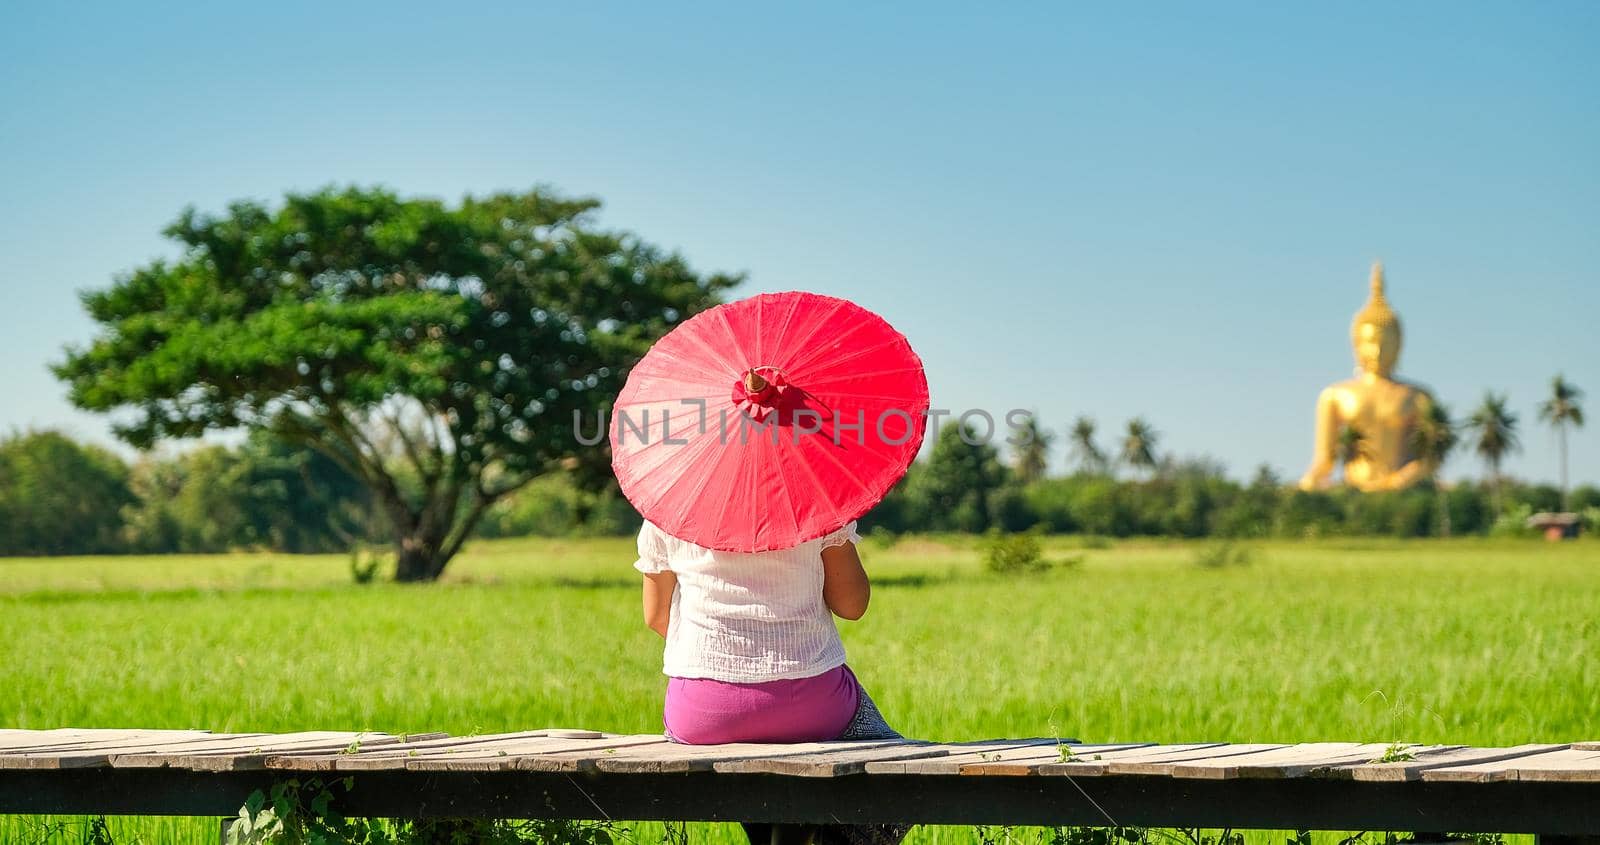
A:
<box><xmin>1537</xmin><ymin>374</ymin><xmax>1584</xmax><ymax>512</ymax></box>
<box><xmin>56</xmin><ymin>186</ymin><xmax>737</xmax><ymax>580</ymax></box>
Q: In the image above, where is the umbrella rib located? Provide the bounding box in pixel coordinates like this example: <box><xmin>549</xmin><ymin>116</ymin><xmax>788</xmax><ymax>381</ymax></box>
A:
<box><xmin>766</xmin><ymin>293</ymin><xmax>805</xmax><ymax>365</ymax></box>
<box><xmin>746</xmin><ymin>431</ymin><xmax>763</xmax><ymax>550</ymax></box>
<box><xmin>652</xmin><ymin>313</ymin><xmax>746</xmax><ymax>380</ymax></box>
<box><xmin>801</xmin><ymin>364</ymin><xmax>927</xmax><ymax>390</ymax></box>
<box><xmin>614</xmin><ymin>438</ymin><xmax>692</xmax><ymax>496</ymax></box>
<box><xmin>810</xmin><ymin>391</ymin><xmax>932</xmax><ymax>405</ymax></box>
<box><xmin>627</xmin><ymin>427</ymin><xmax>730</xmax><ymax>518</ymax></box>
<box><xmin>706</xmin><ymin>430</ymin><xmax>747</xmax><ymax>549</ymax></box>
<box><xmin>767</xmin><ymin>297</ymin><xmax>850</xmax><ymax>372</ymax></box>
<box><xmin>784</xmin><ymin>436</ymin><xmax>844</xmax><ymax>537</ymax></box>
<box><xmin>770</xmin><ymin>433</ymin><xmax>802</xmax><ymax>546</ymax></box>
<box><xmin>614</xmin><ymin>396</ymin><xmax>729</xmax><ymax>435</ymax></box>
<box><xmin>612</xmin><ymin>399</ymin><xmax>729</xmax><ymax>473</ymax></box>
<box><xmin>667</xmin><ymin>425</ymin><xmax>734</xmax><ymax>539</ymax></box>
<box><xmin>795</xmin><ymin>336</ymin><xmax>907</xmax><ymax>371</ymax></box>
<box><xmin>711</xmin><ymin>307</ymin><xmax>753</xmax><ymax>373</ymax></box>
<box><xmin>803</xmin><ymin>426</ymin><xmax>872</xmax><ymax>504</ymax></box>
<box><xmin>753</xmin><ymin>294</ymin><xmax>763</xmax><ymax>370</ymax></box>
<box><xmin>623</xmin><ymin>406</ymin><xmax>732</xmax><ymax>518</ymax></box>
<box><xmin>659</xmin><ymin>300</ymin><xmax>745</xmax><ymax>372</ymax></box>
<box><xmin>644</xmin><ymin>346</ymin><xmax>741</xmax><ymax>383</ymax></box>
<box><xmin>781</xmin><ymin>312</ymin><xmax>882</xmax><ymax>375</ymax></box>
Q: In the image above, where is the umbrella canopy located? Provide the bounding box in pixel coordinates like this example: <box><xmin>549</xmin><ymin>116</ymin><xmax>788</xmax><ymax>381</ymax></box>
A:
<box><xmin>610</xmin><ymin>291</ymin><xmax>928</xmax><ymax>552</ymax></box>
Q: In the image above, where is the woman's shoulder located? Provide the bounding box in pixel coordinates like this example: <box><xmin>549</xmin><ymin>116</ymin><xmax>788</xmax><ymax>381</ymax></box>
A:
<box><xmin>815</xmin><ymin>520</ymin><xmax>862</xmax><ymax>551</ymax></box>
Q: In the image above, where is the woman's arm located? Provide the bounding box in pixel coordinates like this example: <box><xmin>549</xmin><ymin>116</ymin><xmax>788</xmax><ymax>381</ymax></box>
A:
<box><xmin>821</xmin><ymin>541</ymin><xmax>870</xmax><ymax>620</ymax></box>
<box><xmin>641</xmin><ymin>571</ymin><xmax>677</xmax><ymax>638</ymax></box>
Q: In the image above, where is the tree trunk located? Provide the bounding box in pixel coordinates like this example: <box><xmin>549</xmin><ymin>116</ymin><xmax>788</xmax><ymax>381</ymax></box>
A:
<box><xmin>390</xmin><ymin>490</ymin><xmax>496</xmax><ymax>583</ymax></box>
<box><xmin>1490</xmin><ymin>459</ymin><xmax>1503</xmax><ymax>518</ymax></box>
<box><xmin>1559</xmin><ymin>424</ymin><xmax>1570</xmax><ymax>512</ymax></box>
<box><xmin>394</xmin><ymin>529</ymin><xmax>448</xmax><ymax>583</ymax></box>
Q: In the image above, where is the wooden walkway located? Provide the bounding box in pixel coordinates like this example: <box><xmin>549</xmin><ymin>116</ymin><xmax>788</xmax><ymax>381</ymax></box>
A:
<box><xmin>2</xmin><ymin>729</ymin><xmax>1598</xmax><ymax>835</ymax></box>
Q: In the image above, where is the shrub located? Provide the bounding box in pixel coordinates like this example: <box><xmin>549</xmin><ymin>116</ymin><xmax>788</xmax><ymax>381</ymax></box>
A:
<box><xmin>983</xmin><ymin>527</ymin><xmax>1051</xmax><ymax>575</ymax></box>
<box><xmin>1489</xmin><ymin>503</ymin><xmax>1537</xmax><ymax>538</ymax></box>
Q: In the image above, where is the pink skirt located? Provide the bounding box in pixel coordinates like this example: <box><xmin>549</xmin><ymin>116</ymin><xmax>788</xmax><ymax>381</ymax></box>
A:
<box><xmin>662</xmin><ymin>664</ymin><xmax>861</xmax><ymax>744</ymax></box>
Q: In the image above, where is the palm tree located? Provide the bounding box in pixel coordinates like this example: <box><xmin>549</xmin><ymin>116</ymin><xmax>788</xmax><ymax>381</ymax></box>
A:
<box><xmin>1120</xmin><ymin>417</ymin><xmax>1160</xmax><ymax>479</ymax></box>
<box><xmin>1537</xmin><ymin>375</ymin><xmax>1585</xmax><ymax>512</ymax></box>
<box><xmin>1012</xmin><ymin>413</ymin><xmax>1054</xmax><ymax>484</ymax></box>
<box><xmin>1467</xmin><ymin>392</ymin><xmax>1520</xmax><ymax>515</ymax></box>
<box><xmin>1067</xmin><ymin>416</ymin><xmax>1107</xmax><ymax>475</ymax></box>
<box><xmin>1410</xmin><ymin>399</ymin><xmax>1459</xmax><ymax>536</ymax></box>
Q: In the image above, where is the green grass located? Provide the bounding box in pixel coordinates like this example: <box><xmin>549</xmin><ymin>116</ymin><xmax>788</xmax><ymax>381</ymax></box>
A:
<box><xmin>2</xmin><ymin>535</ymin><xmax>1596</xmax><ymax>843</ymax></box>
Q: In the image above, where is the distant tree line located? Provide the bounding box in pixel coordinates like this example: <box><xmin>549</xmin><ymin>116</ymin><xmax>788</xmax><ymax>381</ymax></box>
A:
<box><xmin>6</xmin><ymin>421</ymin><xmax>1597</xmax><ymax>558</ymax></box>
<box><xmin>0</xmin><ymin>430</ymin><xmax>377</xmax><ymax>556</ymax></box>
<box><xmin>0</xmin><ymin>427</ymin><xmax>641</xmax><ymax>557</ymax></box>
<box><xmin>857</xmin><ymin>420</ymin><xmax>1600</xmax><ymax>540</ymax></box>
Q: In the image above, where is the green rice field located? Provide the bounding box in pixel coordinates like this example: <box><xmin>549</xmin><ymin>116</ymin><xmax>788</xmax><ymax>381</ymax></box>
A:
<box><xmin>1</xmin><ymin>535</ymin><xmax>1596</xmax><ymax>843</ymax></box>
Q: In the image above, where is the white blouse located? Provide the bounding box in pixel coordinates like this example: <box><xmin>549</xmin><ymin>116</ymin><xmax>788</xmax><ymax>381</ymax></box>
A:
<box><xmin>633</xmin><ymin>519</ymin><xmax>860</xmax><ymax>683</ymax></box>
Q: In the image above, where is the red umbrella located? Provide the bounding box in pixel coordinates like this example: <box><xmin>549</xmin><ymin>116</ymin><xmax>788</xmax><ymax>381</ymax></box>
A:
<box><xmin>610</xmin><ymin>291</ymin><xmax>928</xmax><ymax>552</ymax></box>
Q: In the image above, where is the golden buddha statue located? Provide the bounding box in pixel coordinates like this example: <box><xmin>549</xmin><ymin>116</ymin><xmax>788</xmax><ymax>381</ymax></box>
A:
<box><xmin>1298</xmin><ymin>263</ymin><xmax>1436</xmax><ymax>492</ymax></box>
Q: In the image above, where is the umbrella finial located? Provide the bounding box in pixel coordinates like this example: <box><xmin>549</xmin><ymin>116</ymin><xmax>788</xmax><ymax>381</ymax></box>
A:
<box><xmin>743</xmin><ymin>369</ymin><xmax>768</xmax><ymax>393</ymax></box>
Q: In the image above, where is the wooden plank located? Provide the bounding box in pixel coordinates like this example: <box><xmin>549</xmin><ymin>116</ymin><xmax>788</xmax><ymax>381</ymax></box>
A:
<box><xmin>178</xmin><ymin>733</ymin><xmax>447</xmax><ymax>772</ymax></box>
<box><xmin>269</xmin><ymin>734</ymin><xmax>588</xmax><ymax>772</ymax></box>
<box><xmin>713</xmin><ymin>741</ymin><xmax>956</xmax><ymax>777</ymax></box>
<box><xmin>1512</xmin><ymin>750</ymin><xmax>1600</xmax><ymax>783</ymax></box>
<box><xmin>589</xmin><ymin>739</ymin><xmax>884</xmax><ymax>774</ymax></box>
<box><xmin>1572</xmin><ymin>741</ymin><xmax>1600</xmax><ymax>751</ymax></box>
<box><xmin>14</xmin><ymin>732</ymin><xmax>377</xmax><ymax>770</ymax></box>
<box><xmin>265</xmin><ymin>730</ymin><xmax>627</xmax><ymax>770</ymax></box>
<box><xmin>0</xmin><ymin>729</ymin><xmax>188</xmax><ymax>745</ymax></box>
<box><xmin>116</xmin><ymin>732</ymin><xmax>441</xmax><ymax>772</ymax></box>
<box><xmin>594</xmin><ymin>738</ymin><xmax>994</xmax><ymax>775</ymax></box>
<box><xmin>0</xmin><ymin>729</ymin><xmax>206</xmax><ymax>743</ymax></box>
<box><xmin>1340</xmin><ymin>744</ymin><xmax>1565</xmax><ymax>782</ymax></box>
<box><xmin>1423</xmin><ymin>748</ymin><xmax>1600</xmax><ymax>783</ymax></box>
<box><xmin>0</xmin><ymin>730</ymin><xmax>212</xmax><ymax>752</ymax></box>
<box><xmin>944</xmin><ymin>743</ymin><xmax>1155</xmax><ymax>776</ymax></box>
<box><xmin>398</xmin><ymin>736</ymin><xmax>660</xmax><ymax>771</ymax></box>
<box><xmin>863</xmin><ymin>739</ymin><xmax>1068</xmax><ymax>774</ymax></box>
<box><xmin>1026</xmin><ymin>743</ymin><xmax>1242</xmax><ymax>777</ymax></box>
<box><xmin>1083</xmin><ymin>744</ymin><xmax>1293</xmax><ymax>776</ymax></box>
<box><xmin>411</xmin><ymin>736</ymin><xmax>677</xmax><ymax>772</ymax></box>
<box><xmin>1166</xmin><ymin>743</ymin><xmax>1403</xmax><ymax>779</ymax></box>
<box><xmin>264</xmin><ymin>732</ymin><xmax>595</xmax><ymax>771</ymax></box>
<box><xmin>0</xmin><ymin>734</ymin><xmax>275</xmax><ymax>770</ymax></box>
<box><xmin>275</xmin><ymin>735</ymin><xmax>658</xmax><ymax>772</ymax></box>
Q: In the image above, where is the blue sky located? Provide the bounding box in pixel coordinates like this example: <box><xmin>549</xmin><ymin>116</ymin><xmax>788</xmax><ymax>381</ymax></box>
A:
<box><xmin>2</xmin><ymin>2</ymin><xmax>1595</xmax><ymax>484</ymax></box>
